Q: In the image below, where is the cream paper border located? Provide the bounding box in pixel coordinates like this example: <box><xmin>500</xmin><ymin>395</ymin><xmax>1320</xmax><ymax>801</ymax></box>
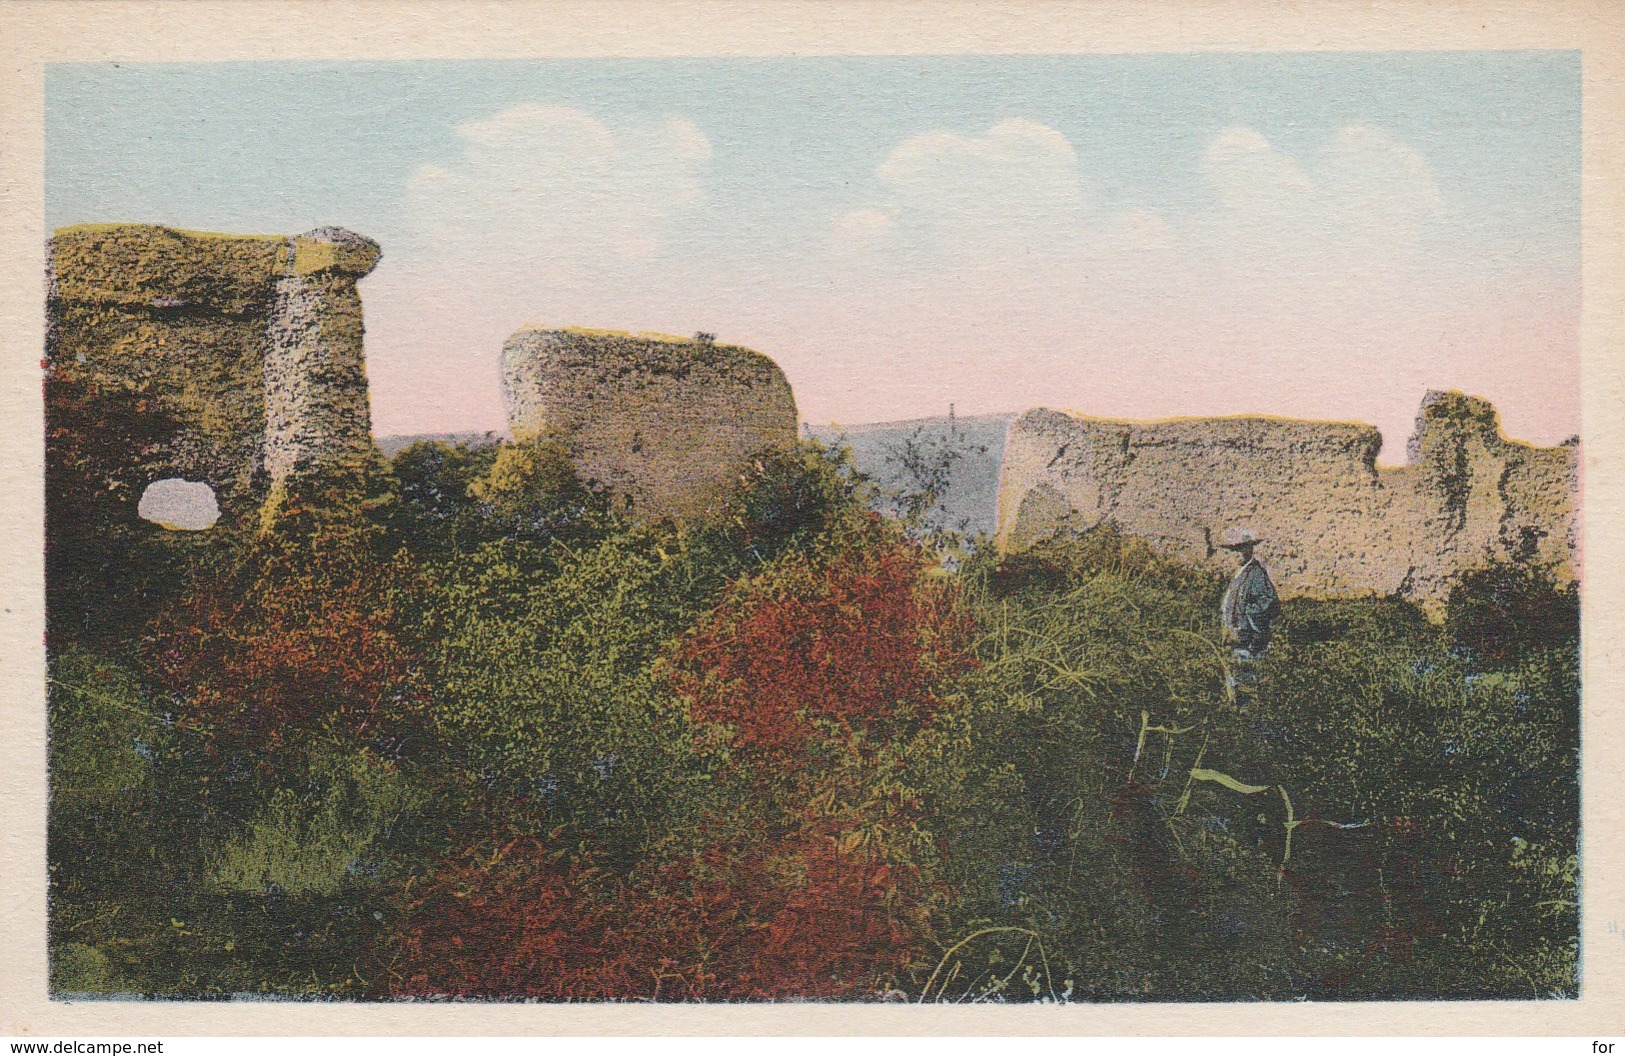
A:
<box><xmin>1</xmin><ymin>0</ymin><xmax>1620</xmax><ymax>1036</ymax></box>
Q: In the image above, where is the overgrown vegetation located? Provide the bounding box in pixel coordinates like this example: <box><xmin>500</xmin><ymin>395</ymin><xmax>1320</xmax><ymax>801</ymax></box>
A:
<box><xmin>46</xmin><ymin>418</ymin><xmax>1579</xmax><ymax>1001</ymax></box>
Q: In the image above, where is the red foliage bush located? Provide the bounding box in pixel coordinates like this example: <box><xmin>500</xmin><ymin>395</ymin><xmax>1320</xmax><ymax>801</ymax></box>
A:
<box><xmin>388</xmin><ymin>816</ymin><xmax>936</xmax><ymax>1001</ymax></box>
<box><xmin>691</xmin><ymin>818</ymin><xmax>934</xmax><ymax>1000</ymax></box>
<box><xmin>387</xmin><ymin>836</ymin><xmax>639</xmax><ymax>1000</ymax></box>
<box><xmin>668</xmin><ymin>543</ymin><xmax>975</xmax><ymax>760</ymax></box>
<box><xmin>148</xmin><ymin>498</ymin><xmax>417</xmax><ymax>758</ymax></box>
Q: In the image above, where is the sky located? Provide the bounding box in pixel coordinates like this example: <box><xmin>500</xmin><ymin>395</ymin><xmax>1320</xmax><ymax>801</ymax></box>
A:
<box><xmin>45</xmin><ymin>54</ymin><xmax>1580</xmax><ymax>459</ymax></box>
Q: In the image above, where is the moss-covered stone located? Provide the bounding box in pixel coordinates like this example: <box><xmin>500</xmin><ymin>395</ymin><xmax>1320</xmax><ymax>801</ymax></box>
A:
<box><xmin>46</xmin><ymin>223</ymin><xmax>384</xmax><ymax>527</ymax></box>
<box><xmin>51</xmin><ymin>223</ymin><xmax>286</xmax><ymax>312</ymax></box>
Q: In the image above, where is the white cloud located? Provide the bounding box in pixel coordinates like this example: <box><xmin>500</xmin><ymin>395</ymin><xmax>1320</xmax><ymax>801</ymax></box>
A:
<box><xmin>834</xmin><ymin>118</ymin><xmax>1190</xmax><ymax>313</ymax></box>
<box><xmin>837</xmin><ymin>118</ymin><xmax>1443</xmax><ymax>304</ymax></box>
<box><xmin>404</xmin><ymin>104</ymin><xmax>712</xmax><ymax>283</ymax></box>
<box><xmin>365</xmin><ymin>105</ymin><xmax>715</xmax><ymax>434</ymax></box>
<box><xmin>1201</xmin><ymin>126</ymin><xmax>1313</xmax><ymax>214</ymax></box>
<box><xmin>1200</xmin><ymin>123</ymin><xmax>1439</xmax><ymax>219</ymax></box>
<box><xmin>1200</xmin><ymin>123</ymin><xmax>1441</xmax><ymax>234</ymax></box>
<box><xmin>1190</xmin><ymin>123</ymin><xmax>1445</xmax><ymax>294</ymax></box>
<box><xmin>873</xmin><ymin>118</ymin><xmax>1089</xmax><ymax>238</ymax></box>
<box><xmin>1319</xmin><ymin>123</ymin><xmax>1442</xmax><ymax>241</ymax></box>
<box><xmin>826</xmin><ymin>118</ymin><xmax>1195</xmax><ymax>331</ymax></box>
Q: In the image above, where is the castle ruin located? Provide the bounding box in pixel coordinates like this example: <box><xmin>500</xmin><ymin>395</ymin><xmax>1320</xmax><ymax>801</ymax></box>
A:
<box><xmin>45</xmin><ymin>225</ymin><xmax>1578</xmax><ymax>611</ymax></box>
<box><xmin>995</xmin><ymin>391</ymin><xmax>1578</xmax><ymax>610</ymax></box>
<box><xmin>501</xmin><ymin>327</ymin><xmax>799</xmax><ymax>520</ymax></box>
<box><xmin>46</xmin><ymin>223</ymin><xmax>382</xmax><ymax>523</ymax></box>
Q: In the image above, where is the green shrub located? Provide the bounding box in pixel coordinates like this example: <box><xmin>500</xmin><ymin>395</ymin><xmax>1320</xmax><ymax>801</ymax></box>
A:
<box><xmin>467</xmin><ymin>435</ymin><xmax>610</xmax><ymax>542</ymax></box>
<box><xmin>388</xmin><ymin>439</ymin><xmax>500</xmax><ymax>557</ymax></box>
<box><xmin>209</xmin><ymin>749</ymin><xmax>418</xmax><ymax>897</ymax></box>
<box><xmin>48</xmin><ymin>647</ymin><xmax>156</xmax><ymax>822</ymax></box>
<box><xmin>50</xmin><ymin>942</ymin><xmax>119</xmax><ymax>994</ymax></box>
<box><xmin>976</xmin><ymin>523</ymin><xmax>1221</xmax><ymax>598</ymax></box>
<box><xmin>717</xmin><ymin>439</ymin><xmax>878</xmax><ymax>562</ymax></box>
<box><xmin>421</xmin><ymin>526</ymin><xmax>732</xmax><ymax>865</ymax></box>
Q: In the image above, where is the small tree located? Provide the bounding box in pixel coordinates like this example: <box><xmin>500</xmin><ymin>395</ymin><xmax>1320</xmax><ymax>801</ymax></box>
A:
<box><xmin>881</xmin><ymin>407</ymin><xmax>988</xmax><ymax>554</ymax></box>
<box><xmin>466</xmin><ymin>435</ymin><xmax>608</xmax><ymax>542</ymax></box>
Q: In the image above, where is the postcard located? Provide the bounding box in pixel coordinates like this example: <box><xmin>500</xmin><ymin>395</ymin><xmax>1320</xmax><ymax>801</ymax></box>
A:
<box><xmin>2</xmin><ymin>0</ymin><xmax>1621</xmax><ymax>1037</ymax></box>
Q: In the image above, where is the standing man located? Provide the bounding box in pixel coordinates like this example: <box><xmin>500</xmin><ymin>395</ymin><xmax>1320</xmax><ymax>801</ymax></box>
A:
<box><xmin>1219</xmin><ymin>527</ymin><xmax>1279</xmax><ymax>661</ymax></box>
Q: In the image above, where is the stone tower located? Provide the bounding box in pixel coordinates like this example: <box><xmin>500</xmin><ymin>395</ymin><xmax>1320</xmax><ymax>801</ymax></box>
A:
<box><xmin>501</xmin><ymin>327</ymin><xmax>799</xmax><ymax>520</ymax></box>
<box><xmin>46</xmin><ymin>223</ymin><xmax>383</xmax><ymax>523</ymax></box>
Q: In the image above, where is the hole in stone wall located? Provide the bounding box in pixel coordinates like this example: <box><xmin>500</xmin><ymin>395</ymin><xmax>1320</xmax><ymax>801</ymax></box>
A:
<box><xmin>137</xmin><ymin>478</ymin><xmax>220</xmax><ymax>531</ymax></box>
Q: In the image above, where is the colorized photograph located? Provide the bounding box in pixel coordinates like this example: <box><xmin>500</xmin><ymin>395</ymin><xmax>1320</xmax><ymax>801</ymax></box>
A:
<box><xmin>43</xmin><ymin>53</ymin><xmax>1579</xmax><ymax>1002</ymax></box>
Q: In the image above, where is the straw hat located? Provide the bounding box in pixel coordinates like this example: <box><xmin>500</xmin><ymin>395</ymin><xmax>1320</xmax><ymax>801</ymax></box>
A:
<box><xmin>1218</xmin><ymin>526</ymin><xmax>1263</xmax><ymax>550</ymax></box>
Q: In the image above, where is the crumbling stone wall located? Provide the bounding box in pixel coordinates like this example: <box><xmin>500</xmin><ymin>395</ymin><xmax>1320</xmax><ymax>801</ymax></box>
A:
<box><xmin>502</xmin><ymin>327</ymin><xmax>798</xmax><ymax>520</ymax></box>
<box><xmin>995</xmin><ymin>390</ymin><xmax>1578</xmax><ymax>610</ymax></box>
<box><xmin>46</xmin><ymin>223</ymin><xmax>382</xmax><ymax>521</ymax></box>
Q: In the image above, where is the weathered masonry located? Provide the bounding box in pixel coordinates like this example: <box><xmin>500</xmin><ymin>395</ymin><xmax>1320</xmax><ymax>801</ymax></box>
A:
<box><xmin>995</xmin><ymin>390</ymin><xmax>1578</xmax><ymax>610</ymax></box>
<box><xmin>47</xmin><ymin>223</ymin><xmax>382</xmax><ymax>523</ymax></box>
<box><xmin>502</xmin><ymin>327</ymin><xmax>799</xmax><ymax>520</ymax></box>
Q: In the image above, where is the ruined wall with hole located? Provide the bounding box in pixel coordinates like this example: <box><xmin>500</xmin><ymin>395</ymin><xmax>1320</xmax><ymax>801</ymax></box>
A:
<box><xmin>502</xmin><ymin>327</ymin><xmax>799</xmax><ymax>520</ymax></box>
<box><xmin>995</xmin><ymin>390</ymin><xmax>1578</xmax><ymax>610</ymax></box>
<box><xmin>46</xmin><ymin>223</ymin><xmax>383</xmax><ymax>524</ymax></box>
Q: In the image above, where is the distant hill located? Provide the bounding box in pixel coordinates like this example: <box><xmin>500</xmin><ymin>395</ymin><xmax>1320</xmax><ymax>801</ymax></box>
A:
<box><xmin>378</xmin><ymin>416</ymin><xmax>1016</xmax><ymax>540</ymax></box>
<box><xmin>805</xmin><ymin>412</ymin><xmax>1015</xmax><ymax>541</ymax></box>
<box><xmin>376</xmin><ymin>431</ymin><xmax>508</xmax><ymax>458</ymax></box>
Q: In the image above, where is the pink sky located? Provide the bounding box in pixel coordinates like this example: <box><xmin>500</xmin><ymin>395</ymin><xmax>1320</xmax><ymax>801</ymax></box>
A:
<box><xmin>360</xmin><ymin>112</ymin><xmax>1579</xmax><ymax>461</ymax></box>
